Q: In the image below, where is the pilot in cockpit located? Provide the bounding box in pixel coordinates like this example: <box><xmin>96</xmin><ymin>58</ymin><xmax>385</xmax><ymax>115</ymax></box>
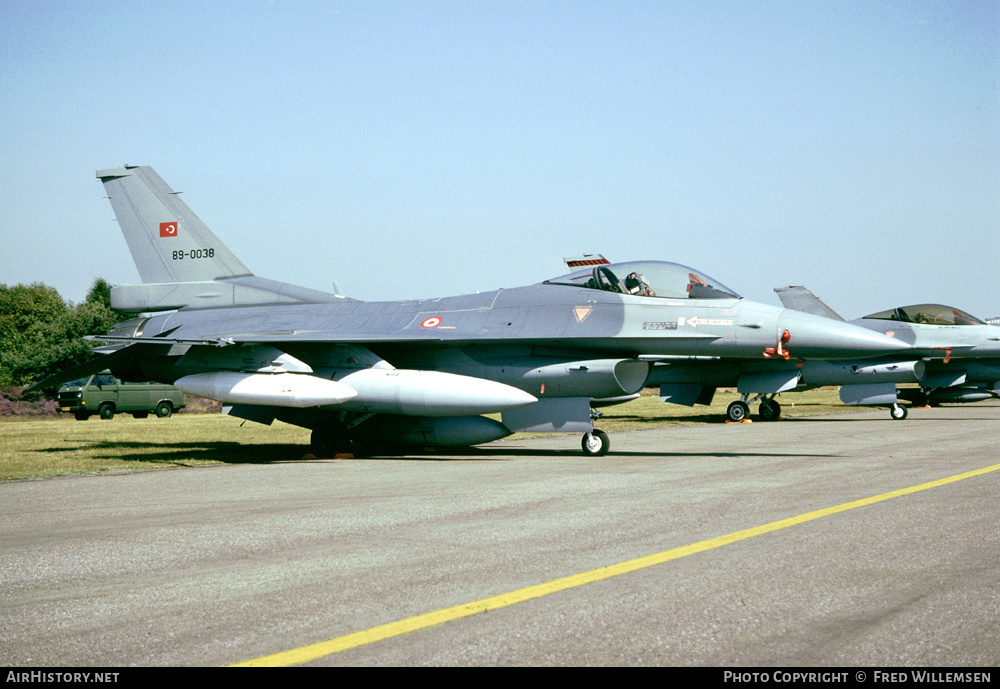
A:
<box><xmin>624</xmin><ymin>272</ymin><xmax>654</xmax><ymax>297</ymax></box>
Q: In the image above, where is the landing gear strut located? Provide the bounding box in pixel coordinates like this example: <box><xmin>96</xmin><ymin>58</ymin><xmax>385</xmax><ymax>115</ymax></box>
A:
<box><xmin>728</xmin><ymin>393</ymin><xmax>782</xmax><ymax>422</ymax></box>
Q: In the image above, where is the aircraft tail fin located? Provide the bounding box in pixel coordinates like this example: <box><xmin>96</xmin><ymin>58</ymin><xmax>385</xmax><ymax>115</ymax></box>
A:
<box><xmin>97</xmin><ymin>166</ymin><xmax>252</xmax><ymax>284</ymax></box>
<box><xmin>774</xmin><ymin>286</ymin><xmax>845</xmax><ymax>321</ymax></box>
<box><xmin>97</xmin><ymin>166</ymin><xmax>346</xmax><ymax>311</ymax></box>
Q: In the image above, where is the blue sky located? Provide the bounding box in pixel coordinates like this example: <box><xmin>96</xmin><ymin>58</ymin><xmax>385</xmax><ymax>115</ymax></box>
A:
<box><xmin>2</xmin><ymin>0</ymin><xmax>997</xmax><ymax>318</ymax></box>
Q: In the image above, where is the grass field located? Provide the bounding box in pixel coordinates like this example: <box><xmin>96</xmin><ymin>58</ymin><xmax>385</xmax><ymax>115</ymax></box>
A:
<box><xmin>0</xmin><ymin>387</ymin><xmax>854</xmax><ymax>481</ymax></box>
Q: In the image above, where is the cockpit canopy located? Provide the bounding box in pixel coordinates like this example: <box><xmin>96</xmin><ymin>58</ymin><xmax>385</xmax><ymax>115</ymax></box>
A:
<box><xmin>543</xmin><ymin>261</ymin><xmax>741</xmax><ymax>300</ymax></box>
<box><xmin>863</xmin><ymin>304</ymin><xmax>985</xmax><ymax>326</ymax></box>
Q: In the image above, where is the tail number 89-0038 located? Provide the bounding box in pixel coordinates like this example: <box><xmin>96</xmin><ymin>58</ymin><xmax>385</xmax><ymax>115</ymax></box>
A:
<box><xmin>172</xmin><ymin>248</ymin><xmax>215</xmax><ymax>260</ymax></box>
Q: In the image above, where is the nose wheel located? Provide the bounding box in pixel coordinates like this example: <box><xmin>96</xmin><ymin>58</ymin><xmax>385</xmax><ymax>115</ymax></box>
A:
<box><xmin>582</xmin><ymin>429</ymin><xmax>610</xmax><ymax>456</ymax></box>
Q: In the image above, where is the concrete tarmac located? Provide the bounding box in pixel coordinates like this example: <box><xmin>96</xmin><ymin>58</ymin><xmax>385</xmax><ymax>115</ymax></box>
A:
<box><xmin>1</xmin><ymin>403</ymin><xmax>998</xmax><ymax>667</ymax></box>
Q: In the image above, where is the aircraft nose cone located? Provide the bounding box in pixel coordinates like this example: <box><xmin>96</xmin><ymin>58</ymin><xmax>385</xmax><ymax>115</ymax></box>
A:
<box><xmin>779</xmin><ymin>310</ymin><xmax>912</xmax><ymax>359</ymax></box>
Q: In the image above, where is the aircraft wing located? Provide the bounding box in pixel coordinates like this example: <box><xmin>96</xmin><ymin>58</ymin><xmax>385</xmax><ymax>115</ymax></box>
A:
<box><xmin>774</xmin><ymin>286</ymin><xmax>845</xmax><ymax>321</ymax></box>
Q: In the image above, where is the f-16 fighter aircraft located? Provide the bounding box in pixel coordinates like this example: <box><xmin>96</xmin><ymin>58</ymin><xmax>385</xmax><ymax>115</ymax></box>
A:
<box><xmin>652</xmin><ymin>287</ymin><xmax>1000</xmax><ymax>422</ymax></box>
<box><xmin>29</xmin><ymin>166</ymin><xmax>911</xmax><ymax>455</ymax></box>
<box><xmin>835</xmin><ymin>302</ymin><xmax>1000</xmax><ymax>417</ymax></box>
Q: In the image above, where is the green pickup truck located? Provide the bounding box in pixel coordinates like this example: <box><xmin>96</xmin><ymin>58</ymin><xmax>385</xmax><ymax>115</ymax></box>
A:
<box><xmin>58</xmin><ymin>372</ymin><xmax>186</xmax><ymax>421</ymax></box>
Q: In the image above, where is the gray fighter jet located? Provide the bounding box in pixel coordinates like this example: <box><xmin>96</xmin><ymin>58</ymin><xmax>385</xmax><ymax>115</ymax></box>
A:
<box><xmin>818</xmin><ymin>298</ymin><xmax>1000</xmax><ymax>417</ymax></box>
<box><xmin>652</xmin><ymin>287</ymin><xmax>1000</xmax><ymax>422</ymax></box>
<box><xmin>29</xmin><ymin>166</ymin><xmax>912</xmax><ymax>455</ymax></box>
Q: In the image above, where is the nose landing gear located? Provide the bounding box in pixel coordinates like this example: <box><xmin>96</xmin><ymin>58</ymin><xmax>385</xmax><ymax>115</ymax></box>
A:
<box><xmin>582</xmin><ymin>429</ymin><xmax>610</xmax><ymax>456</ymax></box>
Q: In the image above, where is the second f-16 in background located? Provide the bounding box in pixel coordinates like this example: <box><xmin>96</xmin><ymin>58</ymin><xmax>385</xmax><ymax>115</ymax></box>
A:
<box><xmin>649</xmin><ymin>285</ymin><xmax>1000</xmax><ymax>421</ymax></box>
<box><xmin>790</xmin><ymin>293</ymin><xmax>1000</xmax><ymax>418</ymax></box>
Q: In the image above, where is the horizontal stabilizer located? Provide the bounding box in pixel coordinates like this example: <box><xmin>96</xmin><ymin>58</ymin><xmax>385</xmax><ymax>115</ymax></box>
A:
<box><xmin>24</xmin><ymin>342</ymin><xmax>168</xmax><ymax>393</ymax></box>
<box><xmin>111</xmin><ymin>276</ymin><xmax>344</xmax><ymax>312</ymax></box>
<box><xmin>775</xmin><ymin>286</ymin><xmax>845</xmax><ymax>321</ymax></box>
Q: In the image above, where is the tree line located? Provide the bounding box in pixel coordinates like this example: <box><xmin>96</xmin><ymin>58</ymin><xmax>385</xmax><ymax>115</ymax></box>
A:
<box><xmin>0</xmin><ymin>278</ymin><xmax>134</xmax><ymax>389</ymax></box>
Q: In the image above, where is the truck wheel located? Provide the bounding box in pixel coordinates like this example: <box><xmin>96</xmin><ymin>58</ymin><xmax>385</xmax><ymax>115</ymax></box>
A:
<box><xmin>155</xmin><ymin>402</ymin><xmax>173</xmax><ymax>418</ymax></box>
<box><xmin>99</xmin><ymin>403</ymin><xmax>115</xmax><ymax>420</ymax></box>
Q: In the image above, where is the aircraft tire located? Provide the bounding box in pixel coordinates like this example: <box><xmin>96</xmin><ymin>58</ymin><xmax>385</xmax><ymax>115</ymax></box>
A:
<box><xmin>758</xmin><ymin>400</ymin><xmax>781</xmax><ymax>421</ymax></box>
<box><xmin>581</xmin><ymin>430</ymin><xmax>610</xmax><ymax>456</ymax></box>
<box><xmin>890</xmin><ymin>404</ymin><xmax>908</xmax><ymax>420</ymax></box>
<box><xmin>727</xmin><ymin>401</ymin><xmax>750</xmax><ymax>423</ymax></box>
<box><xmin>99</xmin><ymin>403</ymin><xmax>115</xmax><ymax>420</ymax></box>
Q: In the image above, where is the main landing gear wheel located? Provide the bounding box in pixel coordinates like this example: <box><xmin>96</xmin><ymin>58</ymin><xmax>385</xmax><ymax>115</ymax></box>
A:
<box><xmin>726</xmin><ymin>401</ymin><xmax>750</xmax><ymax>423</ymax></box>
<box><xmin>758</xmin><ymin>399</ymin><xmax>781</xmax><ymax>421</ymax></box>
<box><xmin>890</xmin><ymin>404</ymin><xmax>908</xmax><ymax>420</ymax></box>
<box><xmin>582</xmin><ymin>430</ymin><xmax>610</xmax><ymax>456</ymax></box>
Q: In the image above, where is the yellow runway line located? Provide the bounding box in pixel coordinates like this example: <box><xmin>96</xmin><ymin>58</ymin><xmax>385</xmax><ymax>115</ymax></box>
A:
<box><xmin>232</xmin><ymin>462</ymin><xmax>1000</xmax><ymax>667</ymax></box>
